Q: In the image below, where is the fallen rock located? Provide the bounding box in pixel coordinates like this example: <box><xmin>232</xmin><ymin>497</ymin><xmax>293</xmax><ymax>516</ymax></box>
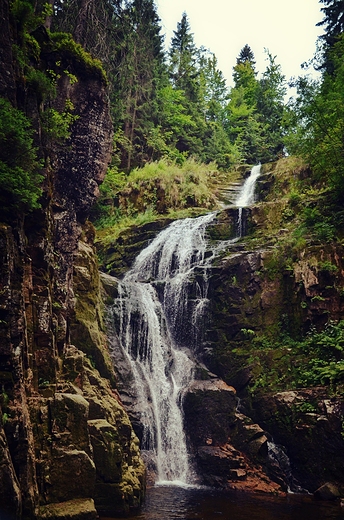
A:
<box><xmin>314</xmin><ymin>482</ymin><xmax>340</xmax><ymax>501</ymax></box>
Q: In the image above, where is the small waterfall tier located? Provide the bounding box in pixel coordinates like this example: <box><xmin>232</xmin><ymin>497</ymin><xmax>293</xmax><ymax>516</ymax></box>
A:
<box><xmin>236</xmin><ymin>163</ymin><xmax>261</xmax><ymax>236</ymax></box>
<box><xmin>111</xmin><ymin>164</ymin><xmax>261</xmax><ymax>485</ymax></box>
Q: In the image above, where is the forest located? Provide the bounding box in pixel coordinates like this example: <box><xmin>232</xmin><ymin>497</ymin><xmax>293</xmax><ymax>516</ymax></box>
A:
<box><xmin>2</xmin><ymin>1</ymin><xmax>344</xmax><ymax>517</ymax></box>
<box><xmin>2</xmin><ymin>0</ymin><xmax>344</xmax><ymax>238</ymax></box>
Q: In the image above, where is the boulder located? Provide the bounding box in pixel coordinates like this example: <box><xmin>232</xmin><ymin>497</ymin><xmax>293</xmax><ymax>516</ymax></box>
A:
<box><xmin>88</xmin><ymin>419</ymin><xmax>123</xmax><ymax>483</ymax></box>
<box><xmin>183</xmin><ymin>379</ymin><xmax>237</xmax><ymax>446</ymax></box>
<box><xmin>314</xmin><ymin>482</ymin><xmax>340</xmax><ymax>501</ymax></box>
<box><xmin>43</xmin><ymin>450</ymin><xmax>96</xmax><ymax>503</ymax></box>
<box><xmin>39</xmin><ymin>498</ymin><xmax>97</xmax><ymax>520</ymax></box>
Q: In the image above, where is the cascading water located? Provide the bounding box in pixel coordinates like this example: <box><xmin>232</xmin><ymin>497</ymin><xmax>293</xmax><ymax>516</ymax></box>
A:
<box><xmin>236</xmin><ymin>163</ymin><xmax>261</xmax><ymax>236</ymax></box>
<box><xmin>112</xmin><ymin>164</ymin><xmax>261</xmax><ymax>485</ymax></box>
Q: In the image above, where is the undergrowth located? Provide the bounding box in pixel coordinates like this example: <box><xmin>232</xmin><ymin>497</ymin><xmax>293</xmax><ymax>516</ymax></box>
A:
<box><xmin>245</xmin><ymin>321</ymin><xmax>344</xmax><ymax>396</ymax></box>
<box><xmin>93</xmin><ymin>158</ymin><xmax>236</xmax><ymax>246</ymax></box>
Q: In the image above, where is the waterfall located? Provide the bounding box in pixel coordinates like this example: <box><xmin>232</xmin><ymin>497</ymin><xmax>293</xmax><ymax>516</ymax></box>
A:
<box><xmin>112</xmin><ymin>165</ymin><xmax>261</xmax><ymax>485</ymax></box>
<box><xmin>236</xmin><ymin>163</ymin><xmax>261</xmax><ymax>236</ymax></box>
<box><xmin>114</xmin><ymin>212</ymin><xmax>217</xmax><ymax>484</ymax></box>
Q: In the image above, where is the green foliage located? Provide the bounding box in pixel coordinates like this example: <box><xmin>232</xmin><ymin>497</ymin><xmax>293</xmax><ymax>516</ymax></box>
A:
<box><xmin>99</xmin><ymin>167</ymin><xmax>127</xmax><ymax>196</ymax></box>
<box><xmin>318</xmin><ymin>260</ymin><xmax>338</xmax><ymax>272</ymax></box>
<box><xmin>248</xmin><ymin>321</ymin><xmax>344</xmax><ymax>394</ymax></box>
<box><xmin>48</xmin><ymin>32</ymin><xmax>107</xmax><ymax>82</ymax></box>
<box><xmin>256</xmin><ymin>51</ymin><xmax>286</xmax><ymax>161</ymax></box>
<box><xmin>26</xmin><ymin>68</ymin><xmax>56</xmax><ymax>102</ymax></box>
<box><xmin>93</xmin><ymin>158</ymin><xmax>227</xmax><ymax>244</ymax></box>
<box><xmin>169</xmin><ymin>12</ymin><xmax>199</xmax><ymax>102</ymax></box>
<box><xmin>301</xmin><ymin>204</ymin><xmax>336</xmax><ymax>242</ymax></box>
<box><xmin>2</xmin><ymin>412</ymin><xmax>9</xmax><ymax>426</ymax></box>
<box><xmin>41</xmin><ymin>100</ymin><xmax>79</xmax><ymax>144</ymax></box>
<box><xmin>0</xmin><ymin>97</ymin><xmax>42</xmax><ymax>212</ymax></box>
<box><xmin>286</xmin><ymin>35</ymin><xmax>344</xmax><ymax>202</ymax></box>
<box><xmin>225</xmin><ymin>47</ymin><xmax>286</xmax><ymax>164</ymax></box>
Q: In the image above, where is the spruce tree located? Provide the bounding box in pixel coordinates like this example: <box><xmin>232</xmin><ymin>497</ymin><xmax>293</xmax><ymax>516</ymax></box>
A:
<box><xmin>317</xmin><ymin>0</ymin><xmax>344</xmax><ymax>71</ymax></box>
<box><xmin>169</xmin><ymin>12</ymin><xmax>199</xmax><ymax>103</ymax></box>
<box><xmin>111</xmin><ymin>0</ymin><xmax>168</xmax><ymax>170</ymax></box>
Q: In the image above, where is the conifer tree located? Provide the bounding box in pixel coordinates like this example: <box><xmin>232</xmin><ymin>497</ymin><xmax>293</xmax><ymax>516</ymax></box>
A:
<box><xmin>111</xmin><ymin>0</ymin><xmax>168</xmax><ymax>170</ymax></box>
<box><xmin>169</xmin><ymin>12</ymin><xmax>200</xmax><ymax>103</ymax></box>
<box><xmin>256</xmin><ymin>51</ymin><xmax>286</xmax><ymax>161</ymax></box>
<box><xmin>317</xmin><ymin>0</ymin><xmax>344</xmax><ymax>71</ymax></box>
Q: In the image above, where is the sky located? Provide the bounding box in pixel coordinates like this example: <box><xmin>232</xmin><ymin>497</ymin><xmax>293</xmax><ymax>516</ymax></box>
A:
<box><xmin>155</xmin><ymin>0</ymin><xmax>325</xmax><ymax>94</ymax></box>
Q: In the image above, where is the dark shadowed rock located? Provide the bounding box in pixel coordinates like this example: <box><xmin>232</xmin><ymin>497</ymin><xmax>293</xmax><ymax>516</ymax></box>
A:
<box><xmin>314</xmin><ymin>482</ymin><xmax>340</xmax><ymax>501</ymax></box>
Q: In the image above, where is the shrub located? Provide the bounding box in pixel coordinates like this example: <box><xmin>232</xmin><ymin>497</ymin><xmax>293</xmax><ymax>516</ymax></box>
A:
<box><xmin>0</xmin><ymin>97</ymin><xmax>42</xmax><ymax>212</ymax></box>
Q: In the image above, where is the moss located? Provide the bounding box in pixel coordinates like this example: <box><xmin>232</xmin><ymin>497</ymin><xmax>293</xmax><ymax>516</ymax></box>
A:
<box><xmin>71</xmin><ymin>238</ymin><xmax>114</xmax><ymax>384</ymax></box>
<box><xmin>47</xmin><ymin>32</ymin><xmax>107</xmax><ymax>84</ymax></box>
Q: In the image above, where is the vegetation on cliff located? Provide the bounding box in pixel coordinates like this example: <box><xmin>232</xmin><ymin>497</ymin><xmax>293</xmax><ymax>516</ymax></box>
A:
<box><xmin>0</xmin><ymin>97</ymin><xmax>42</xmax><ymax>212</ymax></box>
<box><xmin>92</xmin><ymin>158</ymin><xmax>240</xmax><ymax>247</ymax></box>
<box><xmin>2</xmin><ymin>0</ymin><xmax>344</xmax><ymax>514</ymax></box>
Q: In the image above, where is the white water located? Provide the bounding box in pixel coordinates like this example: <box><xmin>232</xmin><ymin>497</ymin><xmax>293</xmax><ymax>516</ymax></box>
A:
<box><xmin>236</xmin><ymin>163</ymin><xmax>261</xmax><ymax>236</ymax></box>
<box><xmin>113</xmin><ymin>165</ymin><xmax>261</xmax><ymax>484</ymax></box>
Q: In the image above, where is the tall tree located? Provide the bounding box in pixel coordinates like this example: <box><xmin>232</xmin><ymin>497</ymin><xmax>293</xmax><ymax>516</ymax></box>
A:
<box><xmin>317</xmin><ymin>0</ymin><xmax>344</xmax><ymax>71</ymax></box>
<box><xmin>256</xmin><ymin>51</ymin><xmax>286</xmax><ymax>161</ymax></box>
<box><xmin>232</xmin><ymin>44</ymin><xmax>258</xmax><ymax>107</ymax></box>
<box><xmin>198</xmin><ymin>48</ymin><xmax>228</xmax><ymax>123</ymax></box>
<box><xmin>111</xmin><ymin>0</ymin><xmax>168</xmax><ymax>170</ymax></box>
<box><xmin>225</xmin><ymin>45</ymin><xmax>262</xmax><ymax>163</ymax></box>
<box><xmin>52</xmin><ymin>0</ymin><xmax>121</xmax><ymax>69</ymax></box>
<box><xmin>237</xmin><ymin>44</ymin><xmax>256</xmax><ymax>66</ymax></box>
<box><xmin>286</xmin><ymin>34</ymin><xmax>344</xmax><ymax>199</ymax></box>
<box><xmin>169</xmin><ymin>12</ymin><xmax>200</xmax><ymax>103</ymax></box>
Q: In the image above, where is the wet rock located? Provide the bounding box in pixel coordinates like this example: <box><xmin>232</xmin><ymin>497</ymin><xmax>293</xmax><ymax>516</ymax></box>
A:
<box><xmin>314</xmin><ymin>482</ymin><xmax>340</xmax><ymax>501</ymax></box>
<box><xmin>252</xmin><ymin>389</ymin><xmax>344</xmax><ymax>492</ymax></box>
<box><xmin>39</xmin><ymin>498</ymin><xmax>97</xmax><ymax>520</ymax></box>
<box><xmin>183</xmin><ymin>379</ymin><xmax>237</xmax><ymax>446</ymax></box>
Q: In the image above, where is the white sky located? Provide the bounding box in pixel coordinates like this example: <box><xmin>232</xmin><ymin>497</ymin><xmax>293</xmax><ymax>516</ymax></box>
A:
<box><xmin>155</xmin><ymin>0</ymin><xmax>325</xmax><ymax>93</ymax></box>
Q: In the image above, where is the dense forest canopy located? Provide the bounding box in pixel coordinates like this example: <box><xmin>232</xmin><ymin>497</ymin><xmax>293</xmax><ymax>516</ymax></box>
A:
<box><xmin>2</xmin><ymin>0</ymin><xmax>344</xmax><ymax>222</ymax></box>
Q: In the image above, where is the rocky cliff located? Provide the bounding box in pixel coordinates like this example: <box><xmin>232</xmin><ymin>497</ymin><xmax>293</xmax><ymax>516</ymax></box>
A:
<box><xmin>0</xmin><ymin>2</ymin><xmax>145</xmax><ymax>518</ymax></box>
<box><xmin>198</xmin><ymin>161</ymin><xmax>344</xmax><ymax>494</ymax></box>
<box><xmin>98</xmin><ymin>158</ymin><xmax>344</xmax><ymax>498</ymax></box>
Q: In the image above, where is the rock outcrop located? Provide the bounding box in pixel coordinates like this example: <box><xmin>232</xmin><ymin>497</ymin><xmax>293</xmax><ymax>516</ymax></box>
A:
<box><xmin>183</xmin><ymin>378</ymin><xmax>284</xmax><ymax>493</ymax></box>
<box><xmin>0</xmin><ymin>9</ymin><xmax>145</xmax><ymax>519</ymax></box>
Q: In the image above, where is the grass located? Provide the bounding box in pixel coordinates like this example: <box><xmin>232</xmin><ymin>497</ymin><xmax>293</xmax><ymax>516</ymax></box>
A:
<box><xmin>93</xmin><ymin>158</ymin><xmax>239</xmax><ymax>247</ymax></box>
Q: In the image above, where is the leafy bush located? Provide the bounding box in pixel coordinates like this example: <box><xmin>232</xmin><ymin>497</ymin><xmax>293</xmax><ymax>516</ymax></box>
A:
<box><xmin>249</xmin><ymin>321</ymin><xmax>344</xmax><ymax>394</ymax></box>
<box><xmin>41</xmin><ymin>100</ymin><xmax>79</xmax><ymax>143</ymax></box>
<box><xmin>0</xmin><ymin>97</ymin><xmax>42</xmax><ymax>212</ymax></box>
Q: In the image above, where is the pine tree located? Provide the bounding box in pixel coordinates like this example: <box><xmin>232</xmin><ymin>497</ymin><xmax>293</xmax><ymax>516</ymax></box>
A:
<box><xmin>232</xmin><ymin>45</ymin><xmax>258</xmax><ymax>107</ymax></box>
<box><xmin>198</xmin><ymin>48</ymin><xmax>228</xmax><ymax>123</ymax></box>
<box><xmin>169</xmin><ymin>12</ymin><xmax>200</xmax><ymax>103</ymax></box>
<box><xmin>256</xmin><ymin>51</ymin><xmax>286</xmax><ymax>161</ymax></box>
<box><xmin>226</xmin><ymin>45</ymin><xmax>262</xmax><ymax>163</ymax></box>
<box><xmin>317</xmin><ymin>0</ymin><xmax>344</xmax><ymax>71</ymax></box>
<box><xmin>317</xmin><ymin>0</ymin><xmax>344</xmax><ymax>47</ymax></box>
<box><xmin>111</xmin><ymin>0</ymin><xmax>168</xmax><ymax>170</ymax></box>
<box><xmin>236</xmin><ymin>44</ymin><xmax>256</xmax><ymax>66</ymax></box>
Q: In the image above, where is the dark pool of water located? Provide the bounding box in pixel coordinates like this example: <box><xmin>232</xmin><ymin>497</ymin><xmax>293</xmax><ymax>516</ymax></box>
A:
<box><xmin>101</xmin><ymin>484</ymin><xmax>344</xmax><ymax>520</ymax></box>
